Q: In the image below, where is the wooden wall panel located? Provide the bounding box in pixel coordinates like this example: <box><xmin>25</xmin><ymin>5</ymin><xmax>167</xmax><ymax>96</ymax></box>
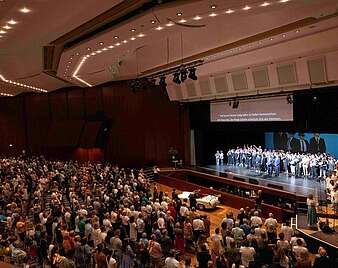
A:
<box><xmin>49</xmin><ymin>91</ymin><xmax>67</xmax><ymax>120</ymax></box>
<box><xmin>68</xmin><ymin>88</ymin><xmax>84</xmax><ymax>119</ymax></box>
<box><xmin>84</xmin><ymin>87</ymin><xmax>103</xmax><ymax>116</ymax></box>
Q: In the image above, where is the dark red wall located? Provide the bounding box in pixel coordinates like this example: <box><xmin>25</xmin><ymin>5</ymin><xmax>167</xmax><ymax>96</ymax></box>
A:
<box><xmin>0</xmin><ymin>82</ymin><xmax>190</xmax><ymax>167</ymax></box>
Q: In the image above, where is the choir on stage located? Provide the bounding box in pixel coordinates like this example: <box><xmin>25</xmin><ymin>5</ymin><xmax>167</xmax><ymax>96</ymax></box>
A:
<box><xmin>214</xmin><ymin>146</ymin><xmax>338</xmax><ymax>180</ymax></box>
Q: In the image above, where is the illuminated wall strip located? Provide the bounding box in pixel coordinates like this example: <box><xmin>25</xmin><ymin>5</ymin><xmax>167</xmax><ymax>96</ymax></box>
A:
<box><xmin>72</xmin><ymin>56</ymin><xmax>93</xmax><ymax>87</ymax></box>
<box><xmin>0</xmin><ymin>74</ymin><xmax>47</xmax><ymax>92</ymax></box>
<box><xmin>0</xmin><ymin>92</ymin><xmax>14</xmax><ymax>97</ymax></box>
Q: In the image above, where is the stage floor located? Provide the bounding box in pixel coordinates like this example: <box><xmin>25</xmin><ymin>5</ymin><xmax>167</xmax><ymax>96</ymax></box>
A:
<box><xmin>196</xmin><ymin>165</ymin><xmax>327</xmax><ymax>199</ymax></box>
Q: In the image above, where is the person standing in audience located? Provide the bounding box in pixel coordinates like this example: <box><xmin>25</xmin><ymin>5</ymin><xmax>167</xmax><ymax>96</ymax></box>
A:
<box><xmin>281</xmin><ymin>221</ymin><xmax>294</xmax><ymax>242</ymax></box>
<box><xmin>306</xmin><ymin>194</ymin><xmax>318</xmax><ymax>228</ymax></box>
<box><xmin>239</xmin><ymin>240</ymin><xmax>255</xmax><ymax>268</ymax></box>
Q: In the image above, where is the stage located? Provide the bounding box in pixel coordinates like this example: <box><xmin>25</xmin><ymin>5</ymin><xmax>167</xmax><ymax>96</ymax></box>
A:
<box><xmin>195</xmin><ymin>164</ymin><xmax>327</xmax><ymax>199</ymax></box>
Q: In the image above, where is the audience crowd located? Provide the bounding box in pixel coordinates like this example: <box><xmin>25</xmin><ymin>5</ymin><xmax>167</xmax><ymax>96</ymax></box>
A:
<box><xmin>0</xmin><ymin>156</ymin><xmax>336</xmax><ymax>268</ymax></box>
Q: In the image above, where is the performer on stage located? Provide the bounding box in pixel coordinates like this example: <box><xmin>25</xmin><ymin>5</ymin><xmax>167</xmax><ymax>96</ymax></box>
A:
<box><xmin>306</xmin><ymin>194</ymin><xmax>318</xmax><ymax>228</ymax></box>
<box><xmin>219</xmin><ymin>151</ymin><xmax>224</xmax><ymax>166</ymax></box>
<box><xmin>215</xmin><ymin>151</ymin><xmax>220</xmax><ymax>166</ymax></box>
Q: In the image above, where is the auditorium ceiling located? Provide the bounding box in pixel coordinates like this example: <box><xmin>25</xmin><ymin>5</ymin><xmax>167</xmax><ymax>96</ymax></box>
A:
<box><xmin>0</xmin><ymin>0</ymin><xmax>338</xmax><ymax>98</ymax></box>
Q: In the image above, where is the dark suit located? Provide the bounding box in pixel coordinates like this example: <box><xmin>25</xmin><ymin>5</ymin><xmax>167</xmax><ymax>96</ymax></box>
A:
<box><xmin>286</xmin><ymin>137</ymin><xmax>300</xmax><ymax>153</ymax></box>
<box><xmin>298</xmin><ymin>139</ymin><xmax>309</xmax><ymax>153</ymax></box>
<box><xmin>309</xmin><ymin>137</ymin><xmax>326</xmax><ymax>154</ymax></box>
<box><xmin>273</xmin><ymin>132</ymin><xmax>288</xmax><ymax>151</ymax></box>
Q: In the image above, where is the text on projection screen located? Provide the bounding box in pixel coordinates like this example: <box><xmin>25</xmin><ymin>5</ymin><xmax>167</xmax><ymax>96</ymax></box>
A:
<box><xmin>210</xmin><ymin>96</ymin><xmax>293</xmax><ymax>122</ymax></box>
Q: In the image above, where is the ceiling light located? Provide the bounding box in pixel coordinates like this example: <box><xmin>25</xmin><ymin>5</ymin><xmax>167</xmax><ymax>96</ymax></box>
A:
<box><xmin>130</xmin><ymin>28</ymin><xmax>136</xmax><ymax>32</ymax></box>
<box><xmin>177</xmin><ymin>12</ymin><xmax>182</xmax><ymax>16</ymax></box>
<box><xmin>282</xmin><ymin>34</ymin><xmax>286</xmax><ymax>38</ymax></box>
<box><xmin>269</xmin><ymin>37</ymin><xmax>273</xmax><ymax>40</ymax></box>
<box><xmin>20</xmin><ymin>7</ymin><xmax>31</xmax><ymax>13</ymax></box>
<box><xmin>122</xmin><ymin>40</ymin><xmax>128</xmax><ymax>43</ymax></box>
<box><xmin>87</xmin><ymin>47</ymin><xmax>91</xmax><ymax>50</ymax></box>
<box><xmin>0</xmin><ymin>36</ymin><xmax>2</xmax><ymax>38</ymax></box>
<box><xmin>108</xmin><ymin>45</ymin><xmax>114</xmax><ymax>48</ymax></box>
<box><xmin>156</xmin><ymin>26</ymin><xmax>163</xmax><ymax>30</ymax></box>
<box><xmin>193</xmin><ymin>15</ymin><xmax>202</xmax><ymax>20</ymax></box>
<box><xmin>0</xmin><ymin>30</ymin><xmax>7</xmax><ymax>34</ymax></box>
<box><xmin>188</xmin><ymin>67</ymin><xmax>197</xmax><ymax>80</ymax></box>
<box><xmin>296</xmin><ymin>29</ymin><xmax>300</xmax><ymax>33</ymax></box>
<box><xmin>226</xmin><ymin>9</ymin><xmax>235</xmax><ymax>14</ymax></box>
<box><xmin>115</xmin><ymin>42</ymin><xmax>121</xmax><ymax>46</ymax></box>
<box><xmin>99</xmin><ymin>42</ymin><xmax>104</xmax><ymax>46</ymax></box>
<box><xmin>151</xmin><ymin>20</ymin><xmax>156</xmax><ymax>24</ymax></box>
<box><xmin>102</xmin><ymin>48</ymin><xmax>108</xmax><ymax>51</ymax></box>
<box><xmin>166</xmin><ymin>22</ymin><xmax>174</xmax><ymax>27</ymax></box>
<box><xmin>180</xmin><ymin>68</ymin><xmax>188</xmax><ymax>82</ymax></box>
<box><xmin>279</xmin><ymin>0</ymin><xmax>290</xmax><ymax>2</ymax></box>
<box><xmin>243</xmin><ymin>5</ymin><xmax>251</xmax><ymax>10</ymax></box>
<box><xmin>3</xmin><ymin>25</ymin><xmax>12</xmax><ymax>30</ymax></box>
<box><xmin>173</xmin><ymin>72</ymin><xmax>181</xmax><ymax>84</ymax></box>
<box><xmin>113</xmin><ymin>36</ymin><xmax>119</xmax><ymax>39</ymax></box>
<box><xmin>75</xmin><ymin>52</ymin><xmax>80</xmax><ymax>56</ymax></box>
<box><xmin>7</xmin><ymin>19</ymin><xmax>17</xmax><ymax>25</ymax></box>
<box><xmin>91</xmin><ymin>52</ymin><xmax>96</xmax><ymax>55</ymax></box>
<box><xmin>178</xmin><ymin>19</ymin><xmax>187</xmax><ymax>23</ymax></box>
<box><xmin>97</xmin><ymin>50</ymin><xmax>102</xmax><ymax>53</ymax></box>
<box><xmin>130</xmin><ymin>37</ymin><xmax>136</xmax><ymax>41</ymax></box>
<box><xmin>211</xmin><ymin>5</ymin><xmax>216</xmax><ymax>9</ymax></box>
<box><xmin>260</xmin><ymin>2</ymin><xmax>271</xmax><ymax>7</ymax></box>
<box><xmin>159</xmin><ymin>76</ymin><xmax>167</xmax><ymax>87</ymax></box>
<box><xmin>209</xmin><ymin>12</ymin><xmax>217</xmax><ymax>17</ymax></box>
<box><xmin>138</xmin><ymin>33</ymin><xmax>145</xmax><ymax>37</ymax></box>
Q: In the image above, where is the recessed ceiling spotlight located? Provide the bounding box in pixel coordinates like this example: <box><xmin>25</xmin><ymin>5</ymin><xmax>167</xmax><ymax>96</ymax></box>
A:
<box><xmin>282</xmin><ymin>34</ymin><xmax>286</xmax><ymax>38</ymax></box>
<box><xmin>209</xmin><ymin>12</ymin><xmax>217</xmax><ymax>17</ymax></box>
<box><xmin>8</xmin><ymin>19</ymin><xmax>18</xmax><ymax>25</ymax></box>
<box><xmin>296</xmin><ymin>29</ymin><xmax>300</xmax><ymax>33</ymax></box>
<box><xmin>0</xmin><ymin>30</ymin><xmax>7</xmax><ymax>34</ymax></box>
<box><xmin>279</xmin><ymin>0</ymin><xmax>290</xmax><ymax>2</ymax></box>
<box><xmin>138</xmin><ymin>33</ymin><xmax>145</xmax><ymax>37</ymax></box>
<box><xmin>102</xmin><ymin>48</ymin><xmax>108</xmax><ymax>51</ymax></box>
<box><xmin>122</xmin><ymin>40</ymin><xmax>128</xmax><ymax>43</ymax></box>
<box><xmin>151</xmin><ymin>20</ymin><xmax>156</xmax><ymax>24</ymax></box>
<box><xmin>156</xmin><ymin>26</ymin><xmax>163</xmax><ymax>30</ymax></box>
<box><xmin>269</xmin><ymin>37</ymin><xmax>273</xmax><ymax>40</ymax></box>
<box><xmin>177</xmin><ymin>12</ymin><xmax>182</xmax><ymax>16</ymax></box>
<box><xmin>75</xmin><ymin>52</ymin><xmax>80</xmax><ymax>56</ymax></box>
<box><xmin>99</xmin><ymin>42</ymin><xmax>104</xmax><ymax>46</ymax></box>
<box><xmin>3</xmin><ymin>25</ymin><xmax>11</xmax><ymax>30</ymax></box>
<box><xmin>87</xmin><ymin>47</ymin><xmax>91</xmax><ymax>50</ymax></box>
<box><xmin>226</xmin><ymin>9</ymin><xmax>235</xmax><ymax>14</ymax></box>
<box><xmin>68</xmin><ymin>61</ymin><xmax>72</xmax><ymax>64</ymax></box>
<box><xmin>115</xmin><ymin>42</ymin><xmax>121</xmax><ymax>46</ymax></box>
<box><xmin>20</xmin><ymin>7</ymin><xmax>31</xmax><ymax>13</ymax></box>
<box><xmin>130</xmin><ymin>37</ymin><xmax>136</xmax><ymax>41</ymax></box>
<box><xmin>130</xmin><ymin>28</ymin><xmax>136</xmax><ymax>32</ymax></box>
<box><xmin>97</xmin><ymin>50</ymin><xmax>102</xmax><ymax>53</ymax></box>
<box><xmin>91</xmin><ymin>52</ymin><xmax>96</xmax><ymax>55</ymax></box>
<box><xmin>178</xmin><ymin>19</ymin><xmax>187</xmax><ymax>23</ymax></box>
<box><xmin>113</xmin><ymin>36</ymin><xmax>119</xmax><ymax>39</ymax></box>
<box><xmin>108</xmin><ymin>45</ymin><xmax>114</xmax><ymax>48</ymax></box>
<box><xmin>166</xmin><ymin>22</ymin><xmax>174</xmax><ymax>27</ymax></box>
<box><xmin>260</xmin><ymin>2</ymin><xmax>271</xmax><ymax>7</ymax></box>
<box><xmin>243</xmin><ymin>5</ymin><xmax>251</xmax><ymax>10</ymax></box>
<box><xmin>211</xmin><ymin>5</ymin><xmax>216</xmax><ymax>9</ymax></box>
<box><xmin>193</xmin><ymin>15</ymin><xmax>202</xmax><ymax>20</ymax></box>
<box><xmin>0</xmin><ymin>35</ymin><xmax>3</xmax><ymax>38</ymax></box>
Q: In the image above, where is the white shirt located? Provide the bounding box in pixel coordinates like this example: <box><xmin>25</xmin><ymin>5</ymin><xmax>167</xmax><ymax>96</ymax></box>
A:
<box><xmin>192</xmin><ymin>219</ymin><xmax>205</xmax><ymax>231</ymax></box>
<box><xmin>240</xmin><ymin>246</ymin><xmax>255</xmax><ymax>267</ymax></box>
<box><xmin>281</xmin><ymin>226</ymin><xmax>294</xmax><ymax>242</ymax></box>
<box><xmin>180</xmin><ymin>206</ymin><xmax>189</xmax><ymax>217</ymax></box>
<box><xmin>250</xmin><ymin>216</ymin><xmax>262</xmax><ymax>227</ymax></box>
<box><xmin>164</xmin><ymin>257</ymin><xmax>179</xmax><ymax>268</ymax></box>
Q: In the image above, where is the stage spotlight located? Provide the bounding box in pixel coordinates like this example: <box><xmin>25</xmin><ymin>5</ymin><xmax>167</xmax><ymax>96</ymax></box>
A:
<box><xmin>159</xmin><ymin>76</ymin><xmax>167</xmax><ymax>87</ymax></box>
<box><xmin>188</xmin><ymin>67</ymin><xmax>197</xmax><ymax>80</ymax></box>
<box><xmin>232</xmin><ymin>99</ymin><xmax>239</xmax><ymax>109</ymax></box>
<box><xmin>173</xmin><ymin>72</ymin><xmax>181</xmax><ymax>84</ymax></box>
<box><xmin>180</xmin><ymin>68</ymin><xmax>188</xmax><ymax>82</ymax></box>
<box><xmin>286</xmin><ymin>94</ymin><xmax>293</xmax><ymax>104</ymax></box>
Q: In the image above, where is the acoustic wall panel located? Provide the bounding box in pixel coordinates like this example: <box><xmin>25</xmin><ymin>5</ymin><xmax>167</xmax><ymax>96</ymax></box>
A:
<box><xmin>307</xmin><ymin>57</ymin><xmax>327</xmax><ymax>84</ymax></box>
<box><xmin>199</xmin><ymin>79</ymin><xmax>212</xmax><ymax>95</ymax></box>
<box><xmin>186</xmin><ymin>82</ymin><xmax>197</xmax><ymax>98</ymax></box>
<box><xmin>252</xmin><ymin>67</ymin><xmax>270</xmax><ymax>88</ymax></box>
<box><xmin>277</xmin><ymin>63</ymin><xmax>298</xmax><ymax>85</ymax></box>
<box><xmin>214</xmin><ymin>75</ymin><xmax>228</xmax><ymax>93</ymax></box>
<box><xmin>231</xmin><ymin>71</ymin><xmax>248</xmax><ymax>91</ymax></box>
